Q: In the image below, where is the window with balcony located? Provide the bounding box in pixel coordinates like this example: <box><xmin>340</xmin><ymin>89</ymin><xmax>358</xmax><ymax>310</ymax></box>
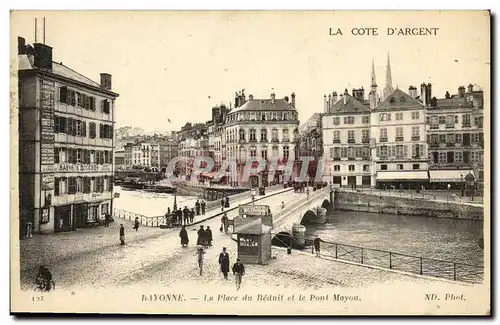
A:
<box><xmin>239</xmin><ymin>129</ymin><xmax>245</xmax><ymax>141</ymax></box>
<box><xmin>455</xmin><ymin>133</ymin><xmax>463</xmax><ymax>144</ymax></box>
<box><xmin>411</xmin><ymin>111</ymin><xmax>420</xmax><ymax>120</ymax></box>
<box><xmin>439</xmin><ymin>134</ymin><xmax>446</xmax><ymax>143</ymax></box>
<box><xmin>438</xmin><ymin>152</ymin><xmax>447</xmax><ymax>163</ymax></box>
<box><xmin>249</xmin><ymin>129</ymin><xmax>257</xmax><ymax>142</ymax></box>
<box><xmin>348</xmin><ymin>130</ymin><xmax>355</xmax><ymax>143</ymax></box>
<box><xmin>331</xmin><ymin>147</ymin><xmax>340</xmax><ymax>159</ymax></box>
<box><xmin>341</xmin><ymin>147</ymin><xmax>348</xmax><ymax>158</ymax></box>
<box><xmin>333</xmin><ymin>131</ymin><xmax>340</xmax><ymax>143</ymax></box>
<box><xmin>347</xmin><ymin>147</ymin><xmax>355</xmax><ymax>159</ymax></box>
<box><xmin>454</xmin><ymin>151</ymin><xmax>463</xmax><ymax>163</ymax></box>
<box><xmin>395</xmin><ymin>127</ymin><xmax>404</xmax><ymax>141</ymax></box>
<box><xmin>378</xmin><ymin>145</ymin><xmax>388</xmax><ymax>159</ymax></box>
<box><xmin>396</xmin><ymin>145</ymin><xmax>404</xmax><ymax>158</ymax></box>
<box><xmin>445</xmin><ymin>115</ymin><xmax>455</xmax><ymax>128</ymax></box>
<box><xmin>411</xmin><ymin>127</ymin><xmax>420</xmax><ymax>140</ymax></box>
<box><xmin>380</xmin><ymin>128</ymin><xmax>388</xmax><ymax>142</ymax></box>
<box><xmin>282</xmin><ymin>129</ymin><xmax>289</xmax><ymax>142</ymax></box>
<box><xmin>462</xmin><ymin>114</ymin><xmax>471</xmax><ymax>127</ymax></box>
<box><xmin>283</xmin><ymin>145</ymin><xmax>289</xmax><ymax>161</ymax></box>
<box><xmin>362</xmin><ymin>129</ymin><xmax>370</xmax><ymax>143</ymax></box>
<box><xmin>260</xmin><ymin>129</ymin><xmax>268</xmax><ymax>142</ymax></box>
<box><xmin>438</xmin><ymin>116</ymin><xmax>446</xmax><ymax>124</ymax></box>
<box><xmin>412</xmin><ymin>144</ymin><xmax>422</xmax><ymax>159</ymax></box>
<box><xmin>429</xmin><ymin>115</ymin><xmax>439</xmax><ymax>129</ymax></box>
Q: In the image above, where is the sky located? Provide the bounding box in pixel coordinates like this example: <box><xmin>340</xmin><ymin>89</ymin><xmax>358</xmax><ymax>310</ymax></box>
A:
<box><xmin>10</xmin><ymin>11</ymin><xmax>490</xmax><ymax>132</ymax></box>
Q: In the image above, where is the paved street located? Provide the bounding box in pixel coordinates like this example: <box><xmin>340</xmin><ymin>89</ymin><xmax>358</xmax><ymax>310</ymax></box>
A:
<box><xmin>18</xmin><ymin>187</ymin><xmax>464</xmax><ymax>292</ymax></box>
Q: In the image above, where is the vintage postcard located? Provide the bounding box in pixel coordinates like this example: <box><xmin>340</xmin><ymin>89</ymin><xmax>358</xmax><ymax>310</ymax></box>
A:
<box><xmin>10</xmin><ymin>10</ymin><xmax>490</xmax><ymax>315</ymax></box>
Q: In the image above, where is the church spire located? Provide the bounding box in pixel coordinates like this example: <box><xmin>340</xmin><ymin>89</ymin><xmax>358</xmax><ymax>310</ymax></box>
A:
<box><xmin>371</xmin><ymin>58</ymin><xmax>377</xmax><ymax>88</ymax></box>
<box><xmin>383</xmin><ymin>53</ymin><xmax>394</xmax><ymax>99</ymax></box>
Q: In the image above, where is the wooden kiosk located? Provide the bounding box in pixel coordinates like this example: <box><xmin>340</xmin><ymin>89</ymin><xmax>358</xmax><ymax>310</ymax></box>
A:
<box><xmin>233</xmin><ymin>205</ymin><xmax>273</xmax><ymax>265</ymax></box>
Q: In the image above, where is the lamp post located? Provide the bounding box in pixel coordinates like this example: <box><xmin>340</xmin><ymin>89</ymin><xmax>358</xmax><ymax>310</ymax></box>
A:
<box><xmin>460</xmin><ymin>174</ymin><xmax>464</xmax><ymax>197</ymax></box>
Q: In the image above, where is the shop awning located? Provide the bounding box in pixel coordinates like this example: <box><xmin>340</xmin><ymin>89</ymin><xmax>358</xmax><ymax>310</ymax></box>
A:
<box><xmin>377</xmin><ymin>171</ymin><xmax>429</xmax><ymax>181</ymax></box>
<box><xmin>429</xmin><ymin>170</ymin><xmax>474</xmax><ymax>183</ymax></box>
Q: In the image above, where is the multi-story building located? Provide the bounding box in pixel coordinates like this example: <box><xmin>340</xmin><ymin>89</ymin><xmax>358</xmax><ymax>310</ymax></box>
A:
<box><xmin>17</xmin><ymin>37</ymin><xmax>119</xmax><ymax>235</ymax></box>
<box><xmin>208</xmin><ymin>104</ymin><xmax>229</xmax><ymax>172</ymax></box>
<box><xmin>224</xmin><ymin>90</ymin><xmax>300</xmax><ymax>187</ymax></box>
<box><xmin>158</xmin><ymin>137</ymin><xmax>179</xmax><ymax>173</ymax></box>
<box><xmin>322</xmin><ymin>90</ymin><xmax>372</xmax><ymax>187</ymax></box>
<box><xmin>426</xmin><ymin>84</ymin><xmax>484</xmax><ymax>189</ymax></box>
<box><xmin>371</xmin><ymin>87</ymin><xmax>429</xmax><ymax>189</ymax></box>
<box><xmin>298</xmin><ymin>112</ymin><xmax>323</xmax><ymax>179</ymax></box>
<box><xmin>123</xmin><ymin>140</ymin><xmax>160</xmax><ymax>171</ymax></box>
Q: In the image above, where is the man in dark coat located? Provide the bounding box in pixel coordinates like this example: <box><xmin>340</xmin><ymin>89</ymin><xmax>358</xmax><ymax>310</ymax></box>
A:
<box><xmin>206</xmin><ymin>226</ymin><xmax>213</xmax><ymax>247</ymax></box>
<box><xmin>218</xmin><ymin>247</ymin><xmax>230</xmax><ymax>279</ymax></box>
<box><xmin>134</xmin><ymin>217</ymin><xmax>140</xmax><ymax>231</ymax></box>
<box><xmin>225</xmin><ymin>197</ymin><xmax>230</xmax><ymax>208</ymax></box>
<box><xmin>179</xmin><ymin>225</ymin><xmax>189</xmax><ymax>247</ymax></box>
<box><xmin>119</xmin><ymin>224</ymin><xmax>125</xmax><ymax>245</ymax></box>
<box><xmin>195</xmin><ymin>200</ymin><xmax>201</xmax><ymax>216</ymax></box>
<box><xmin>197</xmin><ymin>225</ymin><xmax>205</xmax><ymax>246</ymax></box>
<box><xmin>314</xmin><ymin>237</ymin><xmax>321</xmax><ymax>257</ymax></box>
<box><xmin>183</xmin><ymin>206</ymin><xmax>190</xmax><ymax>225</ymax></box>
<box><xmin>176</xmin><ymin>208</ymin><xmax>182</xmax><ymax>226</ymax></box>
<box><xmin>232</xmin><ymin>258</ymin><xmax>245</xmax><ymax>290</ymax></box>
<box><xmin>201</xmin><ymin>200</ymin><xmax>206</xmax><ymax>215</ymax></box>
<box><xmin>221</xmin><ymin>198</ymin><xmax>225</xmax><ymax>211</ymax></box>
<box><xmin>190</xmin><ymin>208</ymin><xmax>195</xmax><ymax>224</ymax></box>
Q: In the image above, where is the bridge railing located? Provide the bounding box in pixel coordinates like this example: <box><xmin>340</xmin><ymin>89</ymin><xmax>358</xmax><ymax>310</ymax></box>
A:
<box><xmin>113</xmin><ymin>209</ymin><xmax>165</xmax><ymax>227</ymax></box>
<box><xmin>318</xmin><ymin>240</ymin><xmax>484</xmax><ymax>284</ymax></box>
<box><xmin>272</xmin><ymin>233</ymin><xmax>484</xmax><ymax>285</ymax></box>
<box><xmin>272</xmin><ymin>186</ymin><xmax>330</xmax><ymax>223</ymax></box>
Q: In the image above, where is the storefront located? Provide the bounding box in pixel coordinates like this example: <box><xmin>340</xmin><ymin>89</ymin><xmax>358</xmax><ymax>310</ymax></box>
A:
<box><xmin>54</xmin><ymin>205</ymin><xmax>73</xmax><ymax>232</ymax></box>
<box><xmin>428</xmin><ymin>170</ymin><xmax>474</xmax><ymax>190</ymax></box>
<box><xmin>376</xmin><ymin>171</ymin><xmax>429</xmax><ymax>189</ymax></box>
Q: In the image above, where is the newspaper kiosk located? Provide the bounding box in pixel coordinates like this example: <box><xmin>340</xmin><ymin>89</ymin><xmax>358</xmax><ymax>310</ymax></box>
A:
<box><xmin>233</xmin><ymin>205</ymin><xmax>273</xmax><ymax>265</ymax></box>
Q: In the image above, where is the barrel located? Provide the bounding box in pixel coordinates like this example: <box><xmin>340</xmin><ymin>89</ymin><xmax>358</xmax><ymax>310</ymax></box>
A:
<box><xmin>292</xmin><ymin>223</ymin><xmax>306</xmax><ymax>247</ymax></box>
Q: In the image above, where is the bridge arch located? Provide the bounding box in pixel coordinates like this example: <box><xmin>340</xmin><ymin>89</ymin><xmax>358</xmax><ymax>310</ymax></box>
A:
<box><xmin>321</xmin><ymin>199</ymin><xmax>331</xmax><ymax>211</ymax></box>
<box><xmin>300</xmin><ymin>209</ymin><xmax>318</xmax><ymax>225</ymax></box>
<box><xmin>271</xmin><ymin>231</ymin><xmax>293</xmax><ymax>247</ymax></box>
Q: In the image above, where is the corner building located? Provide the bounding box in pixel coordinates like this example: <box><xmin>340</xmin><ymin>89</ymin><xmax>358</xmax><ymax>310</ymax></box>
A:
<box><xmin>17</xmin><ymin>37</ymin><xmax>119</xmax><ymax>235</ymax></box>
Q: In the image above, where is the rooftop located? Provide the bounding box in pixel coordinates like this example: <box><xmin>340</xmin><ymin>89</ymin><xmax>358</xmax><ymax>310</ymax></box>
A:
<box><xmin>374</xmin><ymin>88</ymin><xmax>424</xmax><ymax>111</ymax></box>
<box><xmin>329</xmin><ymin>94</ymin><xmax>371</xmax><ymax>114</ymax></box>
<box><xmin>231</xmin><ymin>98</ymin><xmax>296</xmax><ymax>113</ymax></box>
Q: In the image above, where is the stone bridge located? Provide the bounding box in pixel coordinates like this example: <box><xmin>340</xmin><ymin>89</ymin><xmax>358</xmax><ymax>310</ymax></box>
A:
<box><xmin>270</xmin><ymin>186</ymin><xmax>334</xmax><ymax>246</ymax></box>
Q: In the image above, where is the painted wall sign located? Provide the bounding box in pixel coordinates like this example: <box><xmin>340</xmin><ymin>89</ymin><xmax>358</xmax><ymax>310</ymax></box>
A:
<box><xmin>57</xmin><ymin>163</ymin><xmax>112</xmax><ymax>173</ymax></box>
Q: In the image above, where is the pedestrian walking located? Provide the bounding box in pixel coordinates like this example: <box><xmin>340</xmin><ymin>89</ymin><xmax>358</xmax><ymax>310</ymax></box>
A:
<box><xmin>221</xmin><ymin>198</ymin><xmax>225</xmax><ymax>211</ymax></box>
<box><xmin>197</xmin><ymin>225</ymin><xmax>205</xmax><ymax>246</ymax></box>
<box><xmin>133</xmin><ymin>217</ymin><xmax>140</xmax><ymax>231</ymax></box>
<box><xmin>104</xmin><ymin>213</ymin><xmax>111</xmax><ymax>227</ymax></box>
<box><xmin>179</xmin><ymin>225</ymin><xmax>189</xmax><ymax>247</ymax></box>
<box><xmin>225</xmin><ymin>197</ymin><xmax>230</xmax><ymax>208</ymax></box>
<box><xmin>232</xmin><ymin>258</ymin><xmax>245</xmax><ymax>290</ymax></box>
<box><xmin>206</xmin><ymin>226</ymin><xmax>213</xmax><ymax>247</ymax></box>
<box><xmin>221</xmin><ymin>213</ymin><xmax>228</xmax><ymax>234</ymax></box>
<box><xmin>314</xmin><ymin>237</ymin><xmax>321</xmax><ymax>257</ymax></box>
<box><xmin>176</xmin><ymin>208</ymin><xmax>182</xmax><ymax>226</ymax></box>
<box><xmin>119</xmin><ymin>224</ymin><xmax>125</xmax><ymax>245</ymax></box>
<box><xmin>306</xmin><ymin>187</ymin><xmax>310</xmax><ymax>200</ymax></box>
<box><xmin>195</xmin><ymin>200</ymin><xmax>201</xmax><ymax>216</ymax></box>
<box><xmin>183</xmin><ymin>206</ymin><xmax>190</xmax><ymax>225</ymax></box>
<box><xmin>26</xmin><ymin>220</ymin><xmax>33</xmax><ymax>238</ymax></box>
<box><xmin>201</xmin><ymin>200</ymin><xmax>206</xmax><ymax>215</ymax></box>
<box><xmin>190</xmin><ymin>208</ymin><xmax>195</xmax><ymax>224</ymax></box>
<box><xmin>196</xmin><ymin>246</ymin><xmax>205</xmax><ymax>276</ymax></box>
<box><xmin>281</xmin><ymin>201</ymin><xmax>285</xmax><ymax>209</ymax></box>
<box><xmin>218</xmin><ymin>247</ymin><xmax>230</xmax><ymax>279</ymax></box>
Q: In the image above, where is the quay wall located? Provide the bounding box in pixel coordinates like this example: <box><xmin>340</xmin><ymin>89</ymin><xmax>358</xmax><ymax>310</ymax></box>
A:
<box><xmin>333</xmin><ymin>191</ymin><xmax>483</xmax><ymax>220</ymax></box>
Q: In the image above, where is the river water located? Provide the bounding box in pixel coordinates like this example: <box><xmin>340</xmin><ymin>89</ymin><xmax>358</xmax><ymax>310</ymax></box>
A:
<box><xmin>305</xmin><ymin>210</ymin><xmax>484</xmax><ymax>266</ymax></box>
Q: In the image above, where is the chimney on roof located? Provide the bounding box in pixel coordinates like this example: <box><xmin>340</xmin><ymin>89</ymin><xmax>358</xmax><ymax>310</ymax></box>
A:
<box><xmin>408</xmin><ymin>86</ymin><xmax>418</xmax><ymax>99</ymax></box>
<box><xmin>343</xmin><ymin>94</ymin><xmax>347</xmax><ymax>105</ymax></box>
<box><xmin>270</xmin><ymin>93</ymin><xmax>276</xmax><ymax>104</ymax></box>
<box><xmin>324</xmin><ymin>95</ymin><xmax>328</xmax><ymax>113</ymax></box>
<box><xmin>249</xmin><ymin>94</ymin><xmax>254</xmax><ymax>100</ymax></box>
<box><xmin>445</xmin><ymin>91</ymin><xmax>451</xmax><ymax>99</ymax></box>
<box><xmin>291</xmin><ymin>92</ymin><xmax>296</xmax><ymax>107</ymax></box>
<box><xmin>420</xmin><ymin>83</ymin><xmax>427</xmax><ymax>106</ymax></box>
<box><xmin>332</xmin><ymin>91</ymin><xmax>338</xmax><ymax>104</ymax></box>
<box><xmin>100</xmin><ymin>73</ymin><xmax>112</xmax><ymax>90</ymax></box>
<box><xmin>33</xmin><ymin>42</ymin><xmax>53</xmax><ymax>70</ymax></box>
<box><xmin>467</xmin><ymin>84</ymin><xmax>474</xmax><ymax>93</ymax></box>
<box><xmin>283</xmin><ymin>95</ymin><xmax>289</xmax><ymax>103</ymax></box>
<box><xmin>458</xmin><ymin>86</ymin><xmax>466</xmax><ymax>98</ymax></box>
<box><xmin>344</xmin><ymin>88</ymin><xmax>348</xmax><ymax>96</ymax></box>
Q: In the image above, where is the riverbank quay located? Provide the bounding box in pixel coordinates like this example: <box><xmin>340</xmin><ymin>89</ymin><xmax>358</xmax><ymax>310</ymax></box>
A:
<box><xmin>334</xmin><ymin>188</ymin><xmax>484</xmax><ymax>220</ymax></box>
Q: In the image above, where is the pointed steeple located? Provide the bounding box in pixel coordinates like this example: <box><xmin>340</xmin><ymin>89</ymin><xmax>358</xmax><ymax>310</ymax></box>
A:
<box><xmin>383</xmin><ymin>53</ymin><xmax>394</xmax><ymax>100</ymax></box>
<box><xmin>371</xmin><ymin>58</ymin><xmax>377</xmax><ymax>88</ymax></box>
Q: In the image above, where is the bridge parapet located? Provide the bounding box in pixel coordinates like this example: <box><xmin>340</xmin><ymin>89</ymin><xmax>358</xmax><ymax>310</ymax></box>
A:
<box><xmin>272</xmin><ymin>187</ymin><xmax>332</xmax><ymax>235</ymax></box>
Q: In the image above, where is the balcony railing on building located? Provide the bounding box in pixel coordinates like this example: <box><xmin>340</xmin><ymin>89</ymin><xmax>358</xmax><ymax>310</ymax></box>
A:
<box><xmin>412</xmin><ymin>136</ymin><xmax>420</xmax><ymax>141</ymax></box>
<box><xmin>395</xmin><ymin>136</ymin><xmax>404</xmax><ymax>142</ymax></box>
<box><xmin>362</xmin><ymin>138</ymin><xmax>370</xmax><ymax>144</ymax></box>
<box><xmin>379</xmin><ymin>137</ymin><xmax>388</xmax><ymax>143</ymax></box>
<box><xmin>347</xmin><ymin>138</ymin><xmax>356</xmax><ymax>144</ymax></box>
<box><xmin>333</xmin><ymin>139</ymin><xmax>341</xmax><ymax>144</ymax></box>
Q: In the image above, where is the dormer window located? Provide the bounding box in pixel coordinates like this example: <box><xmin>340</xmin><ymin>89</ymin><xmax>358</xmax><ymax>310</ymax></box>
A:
<box><xmin>400</xmin><ymin>96</ymin><xmax>406</xmax><ymax>102</ymax></box>
<box><xmin>389</xmin><ymin>97</ymin><xmax>396</xmax><ymax>104</ymax></box>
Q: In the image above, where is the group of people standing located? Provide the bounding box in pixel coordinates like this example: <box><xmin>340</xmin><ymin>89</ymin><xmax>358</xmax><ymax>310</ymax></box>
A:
<box><xmin>195</xmin><ymin>246</ymin><xmax>245</xmax><ymax>290</ymax></box>
<box><xmin>165</xmin><ymin>199</ymin><xmax>207</xmax><ymax>227</ymax></box>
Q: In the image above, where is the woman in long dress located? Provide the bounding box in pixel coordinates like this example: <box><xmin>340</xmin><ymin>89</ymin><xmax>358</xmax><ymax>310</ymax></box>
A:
<box><xmin>179</xmin><ymin>226</ymin><xmax>189</xmax><ymax>247</ymax></box>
